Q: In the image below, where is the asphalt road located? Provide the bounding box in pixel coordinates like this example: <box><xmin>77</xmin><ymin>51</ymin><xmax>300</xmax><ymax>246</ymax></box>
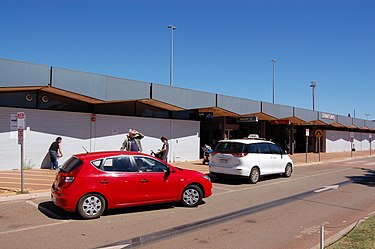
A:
<box><xmin>0</xmin><ymin>157</ymin><xmax>374</xmax><ymax>249</ymax></box>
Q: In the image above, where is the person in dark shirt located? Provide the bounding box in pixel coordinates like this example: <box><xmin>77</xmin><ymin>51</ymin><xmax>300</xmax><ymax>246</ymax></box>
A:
<box><xmin>155</xmin><ymin>136</ymin><xmax>169</xmax><ymax>162</ymax></box>
<box><xmin>49</xmin><ymin>137</ymin><xmax>63</xmax><ymax>170</ymax></box>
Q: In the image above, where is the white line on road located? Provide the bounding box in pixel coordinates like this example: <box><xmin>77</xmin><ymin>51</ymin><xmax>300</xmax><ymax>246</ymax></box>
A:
<box><xmin>97</xmin><ymin>244</ymin><xmax>131</xmax><ymax>249</ymax></box>
<box><xmin>364</xmin><ymin>162</ymin><xmax>375</xmax><ymax>166</ymax></box>
<box><xmin>314</xmin><ymin>185</ymin><xmax>339</xmax><ymax>193</ymax></box>
<box><xmin>0</xmin><ymin>220</ymin><xmax>72</xmax><ymax>236</ymax></box>
<box><xmin>213</xmin><ymin>168</ymin><xmax>350</xmax><ymax>196</ymax></box>
<box><xmin>26</xmin><ymin>200</ymin><xmax>67</xmax><ymax>220</ymax></box>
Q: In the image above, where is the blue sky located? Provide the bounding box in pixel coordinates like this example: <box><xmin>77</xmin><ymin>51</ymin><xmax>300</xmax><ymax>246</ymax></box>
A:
<box><xmin>1</xmin><ymin>0</ymin><xmax>374</xmax><ymax>119</ymax></box>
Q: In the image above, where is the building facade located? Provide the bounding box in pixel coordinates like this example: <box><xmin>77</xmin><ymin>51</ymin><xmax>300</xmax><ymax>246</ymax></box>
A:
<box><xmin>0</xmin><ymin>58</ymin><xmax>374</xmax><ymax>170</ymax></box>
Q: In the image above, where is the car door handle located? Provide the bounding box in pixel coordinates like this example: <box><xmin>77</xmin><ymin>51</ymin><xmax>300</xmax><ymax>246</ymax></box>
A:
<box><xmin>99</xmin><ymin>180</ymin><xmax>109</xmax><ymax>184</ymax></box>
<box><xmin>140</xmin><ymin>179</ymin><xmax>149</xmax><ymax>183</ymax></box>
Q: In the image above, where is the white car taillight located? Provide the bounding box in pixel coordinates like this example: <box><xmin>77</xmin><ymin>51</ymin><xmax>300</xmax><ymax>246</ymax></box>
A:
<box><xmin>65</xmin><ymin>176</ymin><xmax>75</xmax><ymax>183</ymax></box>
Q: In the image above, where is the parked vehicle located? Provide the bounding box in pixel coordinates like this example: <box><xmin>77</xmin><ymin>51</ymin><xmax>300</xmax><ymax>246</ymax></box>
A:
<box><xmin>209</xmin><ymin>137</ymin><xmax>293</xmax><ymax>184</ymax></box>
<box><xmin>51</xmin><ymin>151</ymin><xmax>212</xmax><ymax>219</ymax></box>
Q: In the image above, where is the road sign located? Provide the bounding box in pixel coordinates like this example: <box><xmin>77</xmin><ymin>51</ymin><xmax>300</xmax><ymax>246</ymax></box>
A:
<box><xmin>17</xmin><ymin>112</ymin><xmax>25</xmax><ymax>129</ymax></box>
<box><xmin>315</xmin><ymin>129</ymin><xmax>323</xmax><ymax>138</ymax></box>
<box><xmin>18</xmin><ymin>128</ymin><xmax>24</xmax><ymax>145</ymax></box>
<box><xmin>305</xmin><ymin>129</ymin><xmax>310</xmax><ymax>137</ymax></box>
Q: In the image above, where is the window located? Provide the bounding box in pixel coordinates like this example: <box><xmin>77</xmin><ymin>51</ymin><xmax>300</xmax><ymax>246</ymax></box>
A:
<box><xmin>245</xmin><ymin>143</ymin><xmax>258</xmax><ymax>153</ymax></box>
<box><xmin>91</xmin><ymin>159</ymin><xmax>103</xmax><ymax>168</ymax></box>
<box><xmin>102</xmin><ymin>157</ymin><xmax>137</xmax><ymax>172</ymax></box>
<box><xmin>269</xmin><ymin>144</ymin><xmax>282</xmax><ymax>154</ymax></box>
<box><xmin>257</xmin><ymin>143</ymin><xmax>272</xmax><ymax>154</ymax></box>
<box><xmin>214</xmin><ymin>142</ymin><xmax>245</xmax><ymax>154</ymax></box>
<box><xmin>134</xmin><ymin>156</ymin><xmax>168</xmax><ymax>173</ymax></box>
<box><xmin>60</xmin><ymin>157</ymin><xmax>83</xmax><ymax>173</ymax></box>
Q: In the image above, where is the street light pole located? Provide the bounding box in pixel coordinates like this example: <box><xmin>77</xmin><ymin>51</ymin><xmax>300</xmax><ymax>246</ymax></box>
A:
<box><xmin>168</xmin><ymin>25</ymin><xmax>176</xmax><ymax>86</ymax></box>
<box><xmin>272</xmin><ymin>59</ymin><xmax>276</xmax><ymax>103</ymax></box>
<box><xmin>310</xmin><ymin>81</ymin><xmax>317</xmax><ymax>111</ymax></box>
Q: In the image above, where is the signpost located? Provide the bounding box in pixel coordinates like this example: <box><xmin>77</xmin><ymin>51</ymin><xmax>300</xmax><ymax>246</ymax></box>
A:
<box><xmin>370</xmin><ymin>134</ymin><xmax>372</xmax><ymax>156</ymax></box>
<box><xmin>305</xmin><ymin>129</ymin><xmax>309</xmax><ymax>163</ymax></box>
<box><xmin>16</xmin><ymin>112</ymin><xmax>25</xmax><ymax>193</ymax></box>
<box><xmin>315</xmin><ymin>129</ymin><xmax>323</xmax><ymax>161</ymax></box>
<box><xmin>350</xmin><ymin>132</ymin><xmax>354</xmax><ymax>158</ymax></box>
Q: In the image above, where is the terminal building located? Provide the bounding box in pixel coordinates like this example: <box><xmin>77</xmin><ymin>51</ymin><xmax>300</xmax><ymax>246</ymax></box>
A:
<box><xmin>0</xmin><ymin>58</ymin><xmax>374</xmax><ymax>170</ymax></box>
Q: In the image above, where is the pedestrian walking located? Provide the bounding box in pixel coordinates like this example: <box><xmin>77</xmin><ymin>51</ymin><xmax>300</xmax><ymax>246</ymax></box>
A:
<box><xmin>120</xmin><ymin>129</ymin><xmax>144</xmax><ymax>152</ymax></box>
<box><xmin>49</xmin><ymin>137</ymin><xmax>63</xmax><ymax>170</ymax></box>
<box><xmin>155</xmin><ymin>136</ymin><xmax>169</xmax><ymax>162</ymax></box>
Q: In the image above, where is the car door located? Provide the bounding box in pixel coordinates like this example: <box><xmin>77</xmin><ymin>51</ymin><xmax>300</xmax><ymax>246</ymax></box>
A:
<box><xmin>97</xmin><ymin>156</ymin><xmax>145</xmax><ymax>206</ymax></box>
<box><xmin>269</xmin><ymin>143</ymin><xmax>285</xmax><ymax>173</ymax></box>
<box><xmin>256</xmin><ymin>143</ymin><xmax>274</xmax><ymax>175</ymax></box>
<box><xmin>133</xmin><ymin>156</ymin><xmax>180</xmax><ymax>202</ymax></box>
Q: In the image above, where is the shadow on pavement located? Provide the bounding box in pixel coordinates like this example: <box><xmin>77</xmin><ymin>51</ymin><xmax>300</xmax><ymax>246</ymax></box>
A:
<box><xmin>347</xmin><ymin>168</ymin><xmax>375</xmax><ymax>187</ymax></box>
<box><xmin>38</xmin><ymin>200</ymin><xmax>207</xmax><ymax>220</ymax></box>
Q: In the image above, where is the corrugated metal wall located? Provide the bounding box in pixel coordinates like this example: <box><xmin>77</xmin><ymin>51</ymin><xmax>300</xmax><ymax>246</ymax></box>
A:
<box><xmin>0</xmin><ymin>107</ymin><xmax>200</xmax><ymax>170</ymax></box>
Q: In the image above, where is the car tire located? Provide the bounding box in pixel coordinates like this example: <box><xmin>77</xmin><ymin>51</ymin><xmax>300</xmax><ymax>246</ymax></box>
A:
<box><xmin>284</xmin><ymin>163</ymin><xmax>293</xmax><ymax>177</ymax></box>
<box><xmin>181</xmin><ymin>185</ymin><xmax>203</xmax><ymax>207</ymax></box>
<box><xmin>249</xmin><ymin>167</ymin><xmax>260</xmax><ymax>184</ymax></box>
<box><xmin>77</xmin><ymin>193</ymin><xmax>106</xmax><ymax>219</ymax></box>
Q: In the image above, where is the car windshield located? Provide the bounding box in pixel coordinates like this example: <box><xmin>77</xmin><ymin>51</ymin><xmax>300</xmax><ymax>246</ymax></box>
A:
<box><xmin>60</xmin><ymin>156</ymin><xmax>83</xmax><ymax>173</ymax></box>
<box><xmin>214</xmin><ymin>142</ymin><xmax>245</xmax><ymax>153</ymax></box>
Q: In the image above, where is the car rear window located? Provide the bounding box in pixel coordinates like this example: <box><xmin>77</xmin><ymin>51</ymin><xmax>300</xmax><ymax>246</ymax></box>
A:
<box><xmin>214</xmin><ymin>142</ymin><xmax>245</xmax><ymax>153</ymax></box>
<box><xmin>60</xmin><ymin>156</ymin><xmax>83</xmax><ymax>173</ymax></box>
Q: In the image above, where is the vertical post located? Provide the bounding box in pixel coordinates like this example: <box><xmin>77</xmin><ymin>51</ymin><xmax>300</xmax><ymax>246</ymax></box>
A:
<box><xmin>305</xmin><ymin>129</ymin><xmax>309</xmax><ymax>163</ymax></box>
<box><xmin>168</xmin><ymin>25</ymin><xmax>176</xmax><ymax>87</ymax></box>
<box><xmin>305</xmin><ymin>137</ymin><xmax>308</xmax><ymax>163</ymax></box>
<box><xmin>370</xmin><ymin>134</ymin><xmax>372</xmax><ymax>156</ymax></box>
<box><xmin>271</xmin><ymin>59</ymin><xmax>276</xmax><ymax>103</ymax></box>
<box><xmin>310</xmin><ymin>81</ymin><xmax>317</xmax><ymax>111</ymax></box>
<box><xmin>320</xmin><ymin>225</ymin><xmax>325</xmax><ymax>249</ymax></box>
<box><xmin>318</xmin><ymin>137</ymin><xmax>321</xmax><ymax>162</ymax></box>
<box><xmin>21</xmin><ymin>143</ymin><xmax>24</xmax><ymax>192</ymax></box>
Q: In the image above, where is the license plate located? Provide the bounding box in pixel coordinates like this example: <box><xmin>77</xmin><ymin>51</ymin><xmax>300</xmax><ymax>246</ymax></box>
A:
<box><xmin>220</xmin><ymin>158</ymin><xmax>228</xmax><ymax>163</ymax></box>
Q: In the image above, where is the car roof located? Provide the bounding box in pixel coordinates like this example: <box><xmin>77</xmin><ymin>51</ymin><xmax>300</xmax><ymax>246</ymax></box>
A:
<box><xmin>74</xmin><ymin>151</ymin><xmax>150</xmax><ymax>160</ymax></box>
<box><xmin>217</xmin><ymin>139</ymin><xmax>273</xmax><ymax>144</ymax></box>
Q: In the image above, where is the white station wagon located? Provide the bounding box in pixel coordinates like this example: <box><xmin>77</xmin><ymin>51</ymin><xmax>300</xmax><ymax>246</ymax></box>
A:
<box><xmin>209</xmin><ymin>137</ymin><xmax>293</xmax><ymax>183</ymax></box>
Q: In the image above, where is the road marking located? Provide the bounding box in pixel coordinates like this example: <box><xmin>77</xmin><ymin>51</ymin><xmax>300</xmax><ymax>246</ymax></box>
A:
<box><xmin>26</xmin><ymin>200</ymin><xmax>68</xmax><ymax>220</ymax></box>
<box><xmin>212</xmin><ymin>185</ymin><xmax>235</xmax><ymax>191</ymax></box>
<box><xmin>213</xmin><ymin>168</ymin><xmax>350</xmax><ymax>196</ymax></box>
<box><xmin>97</xmin><ymin>244</ymin><xmax>131</xmax><ymax>249</ymax></box>
<box><xmin>97</xmin><ymin>179</ymin><xmax>354</xmax><ymax>249</ymax></box>
<box><xmin>364</xmin><ymin>162</ymin><xmax>375</xmax><ymax>166</ymax></box>
<box><xmin>0</xmin><ymin>181</ymin><xmax>51</xmax><ymax>186</ymax></box>
<box><xmin>314</xmin><ymin>185</ymin><xmax>339</xmax><ymax>193</ymax></box>
<box><xmin>0</xmin><ymin>220</ymin><xmax>72</xmax><ymax>235</ymax></box>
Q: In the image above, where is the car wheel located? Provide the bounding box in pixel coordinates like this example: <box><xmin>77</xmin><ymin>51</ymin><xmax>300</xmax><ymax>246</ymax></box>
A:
<box><xmin>77</xmin><ymin>193</ymin><xmax>106</xmax><ymax>219</ymax></box>
<box><xmin>249</xmin><ymin>167</ymin><xmax>260</xmax><ymax>184</ymax></box>
<box><xmin>181</xmin><ymin>185</ymin><xmax>203</xmax><ymax>207</ymax></box>
<box><xmin>284</xmin><ymin>163</ymin><xmax>292</xmax><ymax>177</ymax></box>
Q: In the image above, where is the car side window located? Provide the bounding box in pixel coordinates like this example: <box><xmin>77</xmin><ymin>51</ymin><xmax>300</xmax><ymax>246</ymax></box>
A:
<box><xmin>269</xmin><ymin>144</ymin><xmax>282</xmax><ymax>154</ymax></box>
<box><xmin>245</xmin><ymin>143</ymin><xmax>258</xmax><ymax>153</ymax></box>
<box><xmin>257</xmin><ymin>143</ymin><xmax>272</xmax><ymax>154</ymax></box>
<box><xmin>134</xmin><ymin>156</ymin><xmax>168</xmax><ymax>173</ymax></box>
<box><xmin>103</xmin><ymin>156</ymin><xmax>137</xmax><ymax>172</ymax></box>
<box><xmin>91</xmin><ymin>159</ymin><xmax>103</xmax><ymax>169</ymax></box>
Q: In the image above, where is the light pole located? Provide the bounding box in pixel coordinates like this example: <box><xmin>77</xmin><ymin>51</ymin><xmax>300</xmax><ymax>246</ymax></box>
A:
<box><xmin>365</xmin><ymin>113</ymin><xmax>370</xmax><ymax>120</ymax></box>
<box><xmin>310</xmin><ymin>80</ymin><xmax>317</xmax><ymax>111</ymax></box>
<box><xmin>168</xmin><ymin>25</ymin><xmax>176</xmax><ymax>86</ymax></box>
<box><xmin>272</xmin><ymin>59</ymin><xmax>276</xmax><ymax>103</ymax></box>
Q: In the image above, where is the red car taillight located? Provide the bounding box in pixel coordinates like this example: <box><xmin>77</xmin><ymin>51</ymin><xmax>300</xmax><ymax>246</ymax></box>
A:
<box><xmin>232</xmin><ymin>153</ymin><xmax>248</xmax><ymax>157</ymax></box>
<box><xmin>58</xmin><ymin>174</ymin><xmax>75</xmax><ymax>188</ymax></box>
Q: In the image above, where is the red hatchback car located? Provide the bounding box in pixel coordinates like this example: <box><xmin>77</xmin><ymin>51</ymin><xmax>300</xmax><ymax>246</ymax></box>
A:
<box><xmin>51</xmin><ymin>151</ymin><xmax>212</xmax><ymax>219</ymax></box>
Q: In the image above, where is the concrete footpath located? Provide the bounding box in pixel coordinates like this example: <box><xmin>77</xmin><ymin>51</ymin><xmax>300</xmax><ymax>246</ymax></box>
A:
<box><xmin>0</xmin><ymin>150</ymin><xmax>373</xmax><ymax>202</ymax></box>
